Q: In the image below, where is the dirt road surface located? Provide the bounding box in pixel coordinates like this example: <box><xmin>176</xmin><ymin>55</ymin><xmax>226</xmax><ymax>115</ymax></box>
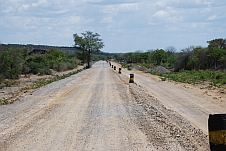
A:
<box><xmin>0</xmin><ymin>61</ymin><xmax>220</xmax><ymax>150</ymax></box>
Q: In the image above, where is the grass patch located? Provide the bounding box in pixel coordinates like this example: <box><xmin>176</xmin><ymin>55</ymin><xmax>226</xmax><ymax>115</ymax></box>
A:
<box><xmin>153</xmin><ymin>70</ymin><xmax>226</xmax><ymax>87</ymax></box>
<box><xmin>0</xmin><ymin>80</ymin><xmax>20</xmax><ymax>89</ymax></box>
<box><xmin>0</xmin><ymin>98</ymin><xmax>8</xmax><ymax>105</ymax></box>
<box><xmin>22</xmin><ymin>69</ymin><xmax>83</xmax><ymax>90</ymax></box>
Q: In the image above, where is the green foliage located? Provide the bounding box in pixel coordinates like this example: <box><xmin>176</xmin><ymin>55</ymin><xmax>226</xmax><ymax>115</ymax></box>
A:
<box><xmin>0</xmin><ymin>47</ymin><xmax>79</xmax><ymax>88</ymax></box>
<box><xmin>0</xmin><ymin>48</ymin><xmax>23</xmax><ymax>79</ymax></box>
<box><xmin>0</xmin><ymin>80</ymin><xmax>19</xmax><ymax>89</ymax></box>
<box><xmin>26</xmin><ymin>48</ymin><xmax>78</xmax><ymax>74</ymax></box>
<box><xmin>187</xmin><ymin>56</ymin><xmax>199</xmax><ymax>70</ymax></box>
<box><xmin>155</xmin><ymin>70</ymin><xmax>226</xmax><ymax>87</ymax></box>
<box><xmin>27</xmin><ymin>54</ymin><xmax>48</xmax><ymax>74</ymax></box>
<box><xmin>207</xmin><ymin>38</ymin><xmax>226</xmax><ymax>49</ymax></box>
<box><xmin>0</xmin><ymin>98</ymin><xmax>8</xmax><ymax>105</ymax></box>
<box><xmin>115</xmin><ymin>38</ymin><xmax>226</xmax><ymax>71</ymax></box>
<box><xmin>151</xmin><ymin>49</ymin><xmax>167</xmax><ymax>65</ymax></box>
<box><xmin>208</xmin><ymin>48</ymin><xmax>226</xmax><ymax>69</ymax></box>
<box><xmin>115</xmin><ymin>48</ymin><xmax>175</xmax><ymax>68</ymax></box>
<box><xmin>167</xmin><ymin>54</ymin><xmax>177</xmax><ymax>67</ymax></box>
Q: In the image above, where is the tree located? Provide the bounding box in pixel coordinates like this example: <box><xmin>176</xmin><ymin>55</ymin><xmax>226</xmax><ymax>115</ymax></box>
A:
<box><xmin>73</xmin><ymin>31</ymin><xmax>104</xmax><ymax>68</ymax></box>
<box><xmin>126</xmin><ymin>52</ymin><xmax>135</xmax><ymax>63</ymax></box>
<box><xmin>207</xmin><ymin>38</ymin><xmax>226</xmax><ymax>49</ymax></box>
<box><xmin>165</xmin><ymin>46</ymin><xmax>177</xmax><ymax>55</ymax></box>
<box><xmin>151</xmin><ymin>49</ymin><xmax>167</xmax><ymax>65</ymax></box>
<box><xmin>174</xmin><ymin>50</ymin><xmax>192</xmax><ymax>71</ymax></box>
<box><xmin>187</xmin><ymin>56</ymin><xmax>199</xmax><ymax>70</ymax></box>
<box><xmin>207</xmin><ymin>38</ymin><xmax>226</xmax><ymax>69</ymax></box>
<box><xmin>0</xmin><ymin>48</ymin><xmax>23</xmax><ymax>79</ymax></box>
<box><xmin>165</xmin><ymin>46</ymin><xmax>177</xmax><ymax>67</ymax></box>
<box><xmin>208</xmin><ymin>48</ymin><xmax>226</xmax><ymax>69</ymax></box>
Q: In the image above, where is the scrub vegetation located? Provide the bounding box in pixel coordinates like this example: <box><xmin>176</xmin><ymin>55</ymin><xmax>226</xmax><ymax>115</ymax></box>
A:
<box><xmin>113</xmin><ymin>38</ymin><xmax>226</xmax><ymax>86</ymax></box>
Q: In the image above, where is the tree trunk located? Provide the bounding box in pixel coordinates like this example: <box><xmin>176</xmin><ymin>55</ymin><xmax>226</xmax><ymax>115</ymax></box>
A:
<box><xmin>87</xmin><ymin>49</ymin><xmax>91</xmax><ymax>68</ymax></box>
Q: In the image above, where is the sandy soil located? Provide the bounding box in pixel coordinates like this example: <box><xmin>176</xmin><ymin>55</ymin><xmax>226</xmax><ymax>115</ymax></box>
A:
<box><xmin>0</xmin><ymin>61</ymin><xmax>217</xmax><ymax>150</ymax></box>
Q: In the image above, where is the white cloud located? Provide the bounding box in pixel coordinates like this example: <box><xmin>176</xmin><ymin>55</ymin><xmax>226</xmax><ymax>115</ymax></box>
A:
<box><xmin>207</xmin><ymin>15</ymin><xmax>216</xmax><ymax>20</ymax></box>
<box><xmin>100</xmin><ymin>5</ymin><xmax>116</xmax><ymax>14</ymax></box>
<box><xmin>67</xmin><ymin>16</ymin><xmax>81</xmax><ymax>24</ymax></box>
<box><xmin>18</xmin><ymin>4</ymin><xmax>30</xmax><ymax>11</ymax></box>
<box><xmin>32</xmin><ymin>0</ymin><xmax>49</xmax><ymax>7</ymax></box>
<box><xmin>100</xmin><ymin>3</ymin><xmax>139</xmax><ymax>14</ymax></box>
<box><xmin>119</xmin><ymin>3</ymin><xmax>139</xmax><ymax>12</ymax></box>
<box><xmin>153</xmin><ymin>10</ymin><xmax>168</xmax><ymax>18</ymax></box>
<box><xmin>189</xmin><ymin>22</ymin><xmax>209</xmax><ymax>29</ymax></box>
<box><xmin>2</xmin><ymin>7</ymin><xmax>14</xmax><ymax>13</ymax></box>
<box><xmin>100</xmin><ymin>16</ymin><xmax>114</xmax><ymax>24</ymax></box>
<box><xmin>203</xmin><ymin>0</ymin><xmax>213</xmax><ymax>6</ymax></box>
<box><xmin>201</xmin><ymin>7</ymin><xmax>211</xmax><ymax>13</ymax></box>
<box><xmin>153</xmin><ymin>1</ymin><xmax>167</xmax><ymax>8</ymax></box>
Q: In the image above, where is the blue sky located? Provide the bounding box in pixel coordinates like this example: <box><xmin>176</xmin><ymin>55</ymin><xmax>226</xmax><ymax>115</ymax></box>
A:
<box><xmin>0</xmin><ymin>0</ymin><xmax>226</xmax><ymax>53</ymax></box>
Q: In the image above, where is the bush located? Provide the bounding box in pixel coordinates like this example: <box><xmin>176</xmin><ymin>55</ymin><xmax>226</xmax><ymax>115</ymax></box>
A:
<box><xmin>0</xmin><ymin>48</ymin><xmax>23</xmax><ymax>79</ymax></box>
<box><xmin>155</xmin><ymin>70</ymin><xmax>226</xmax><ymax>87</ymax></box>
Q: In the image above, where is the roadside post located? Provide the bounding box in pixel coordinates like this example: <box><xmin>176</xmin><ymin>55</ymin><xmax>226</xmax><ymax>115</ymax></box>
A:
<box><xmin>129</xmin><ymin>74</ymin><xmax>134</xmax><ymax>83</ymax></box>
<box><xmin>208</xmin><ymin>114</ymin><xmax>226</xmax><ymax>151</ymax></box>
<box><xmin>114</xmin><ymin>66</ymin><xmax>116</xmax><ymax>70</ymax></box>
<box><xmin>119</xmin><ymin>68</ymin><xmax>122</xmax><ymax>74</ymax></box>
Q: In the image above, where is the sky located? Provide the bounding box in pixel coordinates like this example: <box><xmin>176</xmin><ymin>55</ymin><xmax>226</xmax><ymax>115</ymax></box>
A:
<box><xmin>0</xmin><ymin>0</ymin><xmax>226</xmax><ymax>53</ymax></box>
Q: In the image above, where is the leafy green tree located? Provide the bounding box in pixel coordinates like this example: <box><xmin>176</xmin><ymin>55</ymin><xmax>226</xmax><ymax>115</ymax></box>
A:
<box><xmin>192</xmin><ymin>47</ymin><xmax>207</xmax><ymax>69</ymax></box>
<box><xmin>45</xmin><ymin>48</ymin><xmax>67</xmax><ymax>71</ymax></box>
<box><xmin>167</xmin><ymin>54</ymin><xmax>177</xmax><ymax>67</ymax></box>
<box><xmin>165</xmin><ymin>46</ymin><xmax>177</xmax><ymax>67</ymax></box>
<box><xmin>139</xmin><ymin>52</ymin><xmax>149</xmax><ymax>63</ymax></box>
<box><xmin>207</xmin><ymin>38</ymin><xmax>226</xmax><ymax>49</ymax></box>
<box><xmin>0</xmin><ymin>48</ymin><xmax>23</xmax><ymax>79</ymax></box>
<box><xmin>208</xmin><ymin>48</ymin><xmax>226</xmax><ymax>69</ymax></box>
<box><xmin>187</xmin><ymin>56</ymin><xmax>199</xmax><ymax>70</ymax></box>
<box><xmin>27</xmin><ymin>54</ymin><xmax>47</xmax><ymax>74</ymax></box>
<box><xmin>20</xmin><ymin>48</ymin><xmax>30</xmax><ymax>76</ymax></box>
<box><xmin>151</xmin><ymin>49</ymin><xmax>167</xmax><ymax>65</ymax></box>
<box><xmin>73</xmin><ymin>31</ymin><xmax>104</xmax><ymax>68</ymax></box>
<box><xmin>206</xmin><ymin>38</ymin><xmax>226</xmax><ymax>69</ymax></box>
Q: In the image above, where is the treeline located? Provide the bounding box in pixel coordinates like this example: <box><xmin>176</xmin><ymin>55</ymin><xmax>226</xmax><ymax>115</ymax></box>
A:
<box><xmin>0</xmin><ymin>48</ymin><xmax>79</xmax><ymax>81</ymax></box>
<box><xmin>113</xmin><ymin>38</ymin><xmax>226</xmax><ymax>71</ymax></box>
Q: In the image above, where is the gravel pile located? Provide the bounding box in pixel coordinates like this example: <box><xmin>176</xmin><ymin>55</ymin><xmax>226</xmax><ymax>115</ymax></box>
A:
<box><xmin>133</xmin><ymin>65</ymin><xmax>147</xmax><ymax>71</ymax></box>
<box><xmin>126</xmin><ymin>84</ymin><xmax>210</xmax><ymax>150</ymax></box>
<box><xmin>151</xmin><ymin>66</ymin><xmax>170</xmax><ymax>73</ymax></box>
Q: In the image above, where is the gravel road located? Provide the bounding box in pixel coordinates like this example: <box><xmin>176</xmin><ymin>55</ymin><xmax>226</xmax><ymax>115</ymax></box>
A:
<box><xmin>0</xmin><ymin>61</ymin><xmax>213</xmax><ymax>150</ymax></box>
